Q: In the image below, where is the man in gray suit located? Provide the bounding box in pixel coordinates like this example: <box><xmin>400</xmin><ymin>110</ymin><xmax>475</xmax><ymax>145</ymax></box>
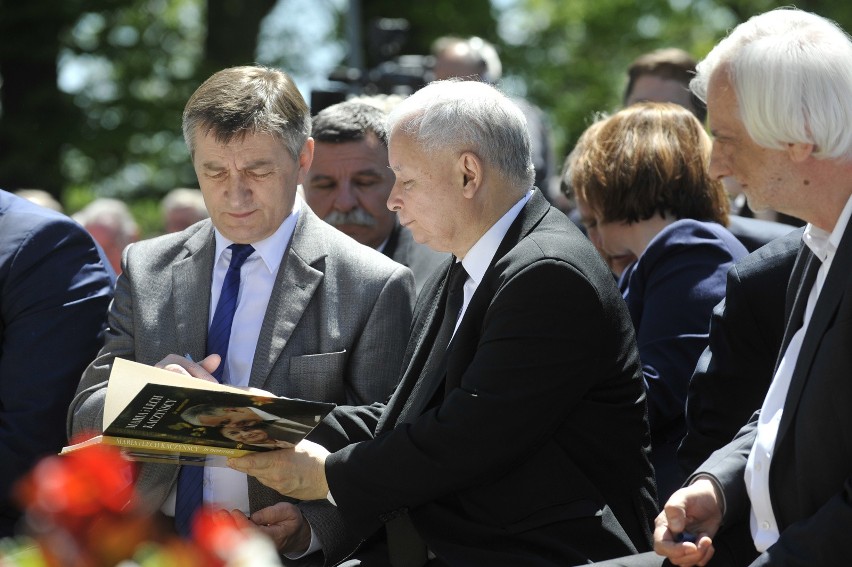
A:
<box><xmin>303</xmin><ymin>99</ymin><xmax>447</xmax><ymax>294</ymax></box>
<box><xmin>67</xmin><ymin>65</ymin><xmax>415</xmax><ymax>558</ymax></box>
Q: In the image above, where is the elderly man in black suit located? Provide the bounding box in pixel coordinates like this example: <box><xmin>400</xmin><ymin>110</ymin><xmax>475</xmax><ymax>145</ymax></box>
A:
<box><xmin>303</xmin><ymin>100</ymin><xmax>447</xmax><ymax>294</ymax></box>
<box><xmin>229</xmin><ymin>79</ymin><xmax>657</xmax><ymax>566</ymax></box>
<box><xmin>595</xmin><ymin>8</ymin><xmax>852</xmax><ymax>567</ymax></box>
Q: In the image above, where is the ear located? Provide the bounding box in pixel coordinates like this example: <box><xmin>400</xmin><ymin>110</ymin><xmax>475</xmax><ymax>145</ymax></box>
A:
<box><xmin>296</xmin><ymin>137</ymin><xmax>315</xmax><ymax>184</ymax></box>
<box><xmin>458</xmin><ymin>151</ymin><xmax>483</xmax><ymax>198</ymax></box>
<box><xmin>786</xmin><ymin>142</ymin><xmax>814</xmax><ymax>163</ymax></box>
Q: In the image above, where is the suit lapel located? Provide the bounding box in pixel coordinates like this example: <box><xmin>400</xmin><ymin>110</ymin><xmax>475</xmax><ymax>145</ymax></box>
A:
<box><xmin>376</xmin><ymin>257</ymin><xmax>454</xmax><ymax>433</ymax></box>
<box><xmin>774</xmin><ymin>247</ymin><xmax>816</xmax><ymax>369</ymax></box>
<box><xmin>173</xmin><ymin>223</ymin><xmax>215</xmax><ymax>362</ymax></box>
<box><xmin>250</xmin><ymin>209</ymin><xmax>324</xmax><ymax>389</ymax></box>
<box><xmin>776</xmin><ymin>222</ymin><xmax>852</xmax><ymax>444</ymax></box>
<box><xmin>443</xmin><ymin>190</ymin><xmax>551</xmax><ymax>393</ymax></box>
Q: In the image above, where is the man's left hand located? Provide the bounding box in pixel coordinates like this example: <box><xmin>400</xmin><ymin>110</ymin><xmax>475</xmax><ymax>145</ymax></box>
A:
<box><xmin>228</xmin><ymin>440</ymin><xmax>331</xmax><ymax>501</ymax></box>
<box><xmin>233</xmin><ymin>502</ymin><xmax>313</xmax><ymax>555</ymax></box>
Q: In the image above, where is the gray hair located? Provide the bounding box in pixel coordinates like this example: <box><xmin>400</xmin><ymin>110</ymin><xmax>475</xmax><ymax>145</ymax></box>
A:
<box><xmin>72</xmin><ymin>198</ymin><xmax>138</xmax><ymax>245</ymax></box>
<box><xmin>182</xmin><ymin>65</ymin><xmax>311</xmax><ymax>161</ymax></box>
<box><xmin>691</xmin><ymin>8</ymin><xmax>852</xmax><ymax>160</ymax></box>
<box><xmin>387</xmin><ymin>79</ymin><xmax>534</xmax><ymax>188</ymax></box>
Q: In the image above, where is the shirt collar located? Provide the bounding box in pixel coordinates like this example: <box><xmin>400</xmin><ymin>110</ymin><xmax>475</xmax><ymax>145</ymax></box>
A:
<box><xmin>460</xmin><ymin>189</ymin><xmax>533</xmax><ymax>286</ymax></box>
<box><xmin>213</xmin><ymin>196</ymin><xmax>302</xmax><ymax>274</ymax></box>
<box><xmin>802</xmin><ymin>192</ymin><xmax>852</xmax><ymax>263</ymax></box>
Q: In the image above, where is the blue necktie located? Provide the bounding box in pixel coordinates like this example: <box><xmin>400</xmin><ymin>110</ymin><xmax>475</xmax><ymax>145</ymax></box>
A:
<box><xmin>174</xmin><ymin>243</ymin><xmax>255</xmax><ymax>537</ymax></box>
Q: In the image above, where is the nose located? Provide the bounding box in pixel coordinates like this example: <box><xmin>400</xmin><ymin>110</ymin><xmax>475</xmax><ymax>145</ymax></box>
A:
<box><xmin>333</xmin><ymin>179</ymin><xmax>358</xmax><ymax>211</ymax></box>
<box><xmin>387</xmin><ymin>179</ymin><xmax>403</xmax><ymax>212</ymax></box>
<box><xmin>226</xmin><ymin>173</ymin><xmax>252</xmax><ymax>207</ymax></box>
<box><xmin>708</xmin><ymin>143</ymin><xmax>730</xmax><ymax>181</ymax></box>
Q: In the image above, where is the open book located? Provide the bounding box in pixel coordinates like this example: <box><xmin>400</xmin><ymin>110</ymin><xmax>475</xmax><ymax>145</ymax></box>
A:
<box><xmin>62</xmin><ymin>358</ymin><xmax>335</xmax><ymax>466</ymax></box>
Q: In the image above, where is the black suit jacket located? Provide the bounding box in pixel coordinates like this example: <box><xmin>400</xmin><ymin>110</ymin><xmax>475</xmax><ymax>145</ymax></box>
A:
<box><xmin>315</xmin><ymin>190</ymin><xmax>657</xmax><ymax>566</ymax></box>
<box><xmin>678</xmin><ymin>229</ymin><xmax>802</xmax><ymax>475</ymax></box>
<box><xmin>726</xmin><ymin>215</ymin><xmax>797</xmax><ymax>253</ymax></box>
<box><xmin>697</xmin><ymin>218</ymin><xmax>852</xmax><ymax>566</ymax></box>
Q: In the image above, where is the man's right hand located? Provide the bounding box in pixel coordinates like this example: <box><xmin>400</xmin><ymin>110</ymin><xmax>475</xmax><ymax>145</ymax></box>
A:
<box><xmin>155</xmin><ymin>353</ymin><xmax>221</xmax><ymax>383</ymax></box>
<box><xmin>245</xmin><ymin>502</ymin><xmax>312</xmax><ymax>555</ymax></box>
<box><xmin>653</xmin><ymin>478</ymin><xmax>724</xmax><ymax>566</ymax></box>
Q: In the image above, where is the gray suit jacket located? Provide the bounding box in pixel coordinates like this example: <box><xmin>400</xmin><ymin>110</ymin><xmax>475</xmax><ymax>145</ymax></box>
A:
<box><xmin>68</xmin><ymin>205</ymin><xmax>415</xmax><ymax>518</ymax></box>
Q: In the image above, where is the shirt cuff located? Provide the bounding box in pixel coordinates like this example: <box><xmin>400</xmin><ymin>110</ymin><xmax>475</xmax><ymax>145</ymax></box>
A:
<box><xmin>282</xmin><ymin>524</ymin><xmax>322</xmax><ymax>559</ymax></box>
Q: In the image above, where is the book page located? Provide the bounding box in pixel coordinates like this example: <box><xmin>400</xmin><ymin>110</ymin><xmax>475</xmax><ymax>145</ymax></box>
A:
<box><xmin>104</xmin><ymin>358</ymin><xmax>260</xmax><ymax>429</ymax></box>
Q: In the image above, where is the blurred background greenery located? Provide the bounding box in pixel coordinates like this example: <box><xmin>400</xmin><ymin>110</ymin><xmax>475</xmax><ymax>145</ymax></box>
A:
<box><xmin>1</xmin><ymin>0</ymin><xmax>850</xmax><ymax>236</ymax></box>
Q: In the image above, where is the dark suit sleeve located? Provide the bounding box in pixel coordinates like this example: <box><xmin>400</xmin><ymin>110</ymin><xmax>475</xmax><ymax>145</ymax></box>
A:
<box><xmin>630</xmin><ymin>236</ymin><xmax>737</xmax><ymax>444</ymax></box>
<box><xmin>324</xmin><ymin>258</ymin><xmax>625</xmax><ymax>539</ymax></box>
<box><xmin>68</xmin><ymin>245</ymin><xmax>138</xmax><ymax>438</ymax></box>
<box><xmin>0</xmin><ymin>216</ymin><xmax>113</xmax><ymax>530</ymax></box>
<box><xmin>678</xmin><ymin>267</ymin><xmax>772</xmax><ymax>475</ymax></box>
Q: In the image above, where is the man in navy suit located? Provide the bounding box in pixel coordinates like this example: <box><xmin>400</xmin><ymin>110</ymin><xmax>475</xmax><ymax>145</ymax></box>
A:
<box><xmin>0</xmin><ymin>189</ymin><xmax>113</xmax><ymax>535</ymax></box>
<box><xmin>230</xmin><ymin>79</ymin><xmax>657</xmax><ymax>566</ymax></box>
<box><xmin>595</xmin><ymin>8</ymin><xmax>852</xmax><ymax>567</ymax></box>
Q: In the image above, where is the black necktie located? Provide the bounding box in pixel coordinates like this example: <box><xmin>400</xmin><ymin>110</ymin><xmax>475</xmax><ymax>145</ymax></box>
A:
<box><xmin>430</xmin><ymin>260</ymin><xmax>468</xmax><ymax>360</ymax></box>
<box><xmin>174</xmin><ymin>243</ymin><xmax>254</xmax><ymax>537</ymax></box>
<box><xmin>386</xmin><ymin>260</ymin><xmax>467</xmax><ymax>567</ymax></box>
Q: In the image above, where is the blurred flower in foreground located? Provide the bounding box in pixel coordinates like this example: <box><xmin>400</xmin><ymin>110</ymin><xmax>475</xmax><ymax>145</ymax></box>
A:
<box><xmin>0</xmin><ymin>445</ymin><xmax>282</xmax><ymax>567</ymax></box>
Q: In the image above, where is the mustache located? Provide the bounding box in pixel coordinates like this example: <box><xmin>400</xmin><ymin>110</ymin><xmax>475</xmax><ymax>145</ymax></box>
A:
<box><xmin>324</xmin><ymin>208</ymin><xmax>377</xmax><ymax>227</ymax></box>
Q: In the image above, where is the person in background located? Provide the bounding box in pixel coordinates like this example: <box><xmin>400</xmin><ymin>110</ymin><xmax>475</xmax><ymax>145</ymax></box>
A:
<box><xmin>304</xmin><ymin>100</ymin><xmax>447</xmax><ymax>293</ymax></box>
<box><xmin>67</xmin><ymin>65</ymin><xmax>416</xmax><ymax>561</ymax></box>
<box><xmin>229</xmin><ymin>79</ymin><xmax>657</xmax><ymax>566</ymax></box>
<box><xmin>624</xmin><ymin>47</ymin><xmax>800</xmax><ymax>242</ymax></box>
<box><xmin>569</xmin><ymin>102</ymin><xmax>748</xmax><ymax>501</ymax></box>
<box><xmin>0</xmin><ymin>189</ymin><xmax>113</xmax><ymax>536</ymax></box>
<box><xmin>72</xmin><ymin>197</ymin><xmax>139</xmax><ymax>275</ymax></box>
<box><xmin>562</xmin><ymin>121</ymin><xmax>637</xmax><ymax>279</ymax></box>
<box><xmin>161</xmin><ymin>187</ymin><xmax>209</xmax><ymax>233</ymax></box>
<box><xmin>14</xmin><ymin>188</ymin><xmax>64</xmax><ymax>213</ymax></box>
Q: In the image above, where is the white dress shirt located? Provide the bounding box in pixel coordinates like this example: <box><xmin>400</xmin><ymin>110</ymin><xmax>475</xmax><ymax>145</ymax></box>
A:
<box><xmin>455</xmin><ymin>189</ymin><xmax>533</xmax><ymax>336</ymax></box>
<box><xmin>745</xmin><ymin>194</ymin><xmax>852</xmax><ymax>551</ymax></box>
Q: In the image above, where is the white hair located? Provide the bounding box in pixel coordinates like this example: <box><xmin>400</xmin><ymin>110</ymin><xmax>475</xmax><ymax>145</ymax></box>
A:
<box><xmin>387</xmin><ymin>79</ymin><xmax>535</xmax><ymax>188</ymax></box>
<box><xmin>691</xmin><ymin>7</ymin><xmax>852</xmax><ymax>160</ymax></box>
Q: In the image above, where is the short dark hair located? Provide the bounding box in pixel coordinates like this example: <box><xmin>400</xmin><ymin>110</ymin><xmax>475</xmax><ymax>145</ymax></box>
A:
<box><xmin>570</xmin><ymin>102</ymin><xmax>728</xmax><ymax>226</ymax></box>
<box><xmin>624</xmin><ymin>48</ymin><xmax>707</xmax><ymax>123</ymax></box>
<box><xmin>311</xmin><ymin>100</ymin><xmax>389</xmax><ymax>148</ymax></box>
<box><xmin>182</xmin><ymin>65</ymin><xmax>311</xmax><ymax>160</ymax></box>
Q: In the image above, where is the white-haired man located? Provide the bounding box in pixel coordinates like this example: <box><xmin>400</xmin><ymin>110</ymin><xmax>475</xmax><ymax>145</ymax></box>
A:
<box><xmin>228</xmin><ymin>79</ymin><xmax>657</xmax><ymax>566</ymax></box>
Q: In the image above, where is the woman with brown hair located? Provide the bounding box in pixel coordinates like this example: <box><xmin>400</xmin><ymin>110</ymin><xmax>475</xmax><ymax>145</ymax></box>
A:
<box><xmin>569</xmin><ymin>102</ymin><xmax>748</xmax><ymax>501</ymax></box>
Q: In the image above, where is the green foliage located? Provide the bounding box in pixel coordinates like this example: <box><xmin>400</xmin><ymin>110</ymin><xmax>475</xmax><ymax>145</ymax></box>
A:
<box><xmin>59</xmin><ymin>0</ymin><xmax>205</xmax><ymax>201</ymax></box>
<box><xmin>502</xmin><ymin>0</ymin><xmax>852</xmax><ymax>165</ymax></box>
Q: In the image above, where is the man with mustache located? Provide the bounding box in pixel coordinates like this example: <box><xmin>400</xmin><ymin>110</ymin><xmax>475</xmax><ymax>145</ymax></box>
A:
<box><xmin>304</xmin><ymin>99</ymin><xmax>448</xmax><ymax>293</ymax></box>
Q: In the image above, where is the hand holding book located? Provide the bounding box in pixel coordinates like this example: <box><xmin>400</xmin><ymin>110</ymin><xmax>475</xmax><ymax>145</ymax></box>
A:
<box><xmin>62</xmin><ymin>358</ymin><xmax>334</xmax><ymax>466</ymax></box>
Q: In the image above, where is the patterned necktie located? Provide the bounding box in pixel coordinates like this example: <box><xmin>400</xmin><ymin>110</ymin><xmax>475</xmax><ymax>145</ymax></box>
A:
<box><xmin>174</xmin><ymin>242</ymin><xmax>254</xmax><ymax>537</ymax></box>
